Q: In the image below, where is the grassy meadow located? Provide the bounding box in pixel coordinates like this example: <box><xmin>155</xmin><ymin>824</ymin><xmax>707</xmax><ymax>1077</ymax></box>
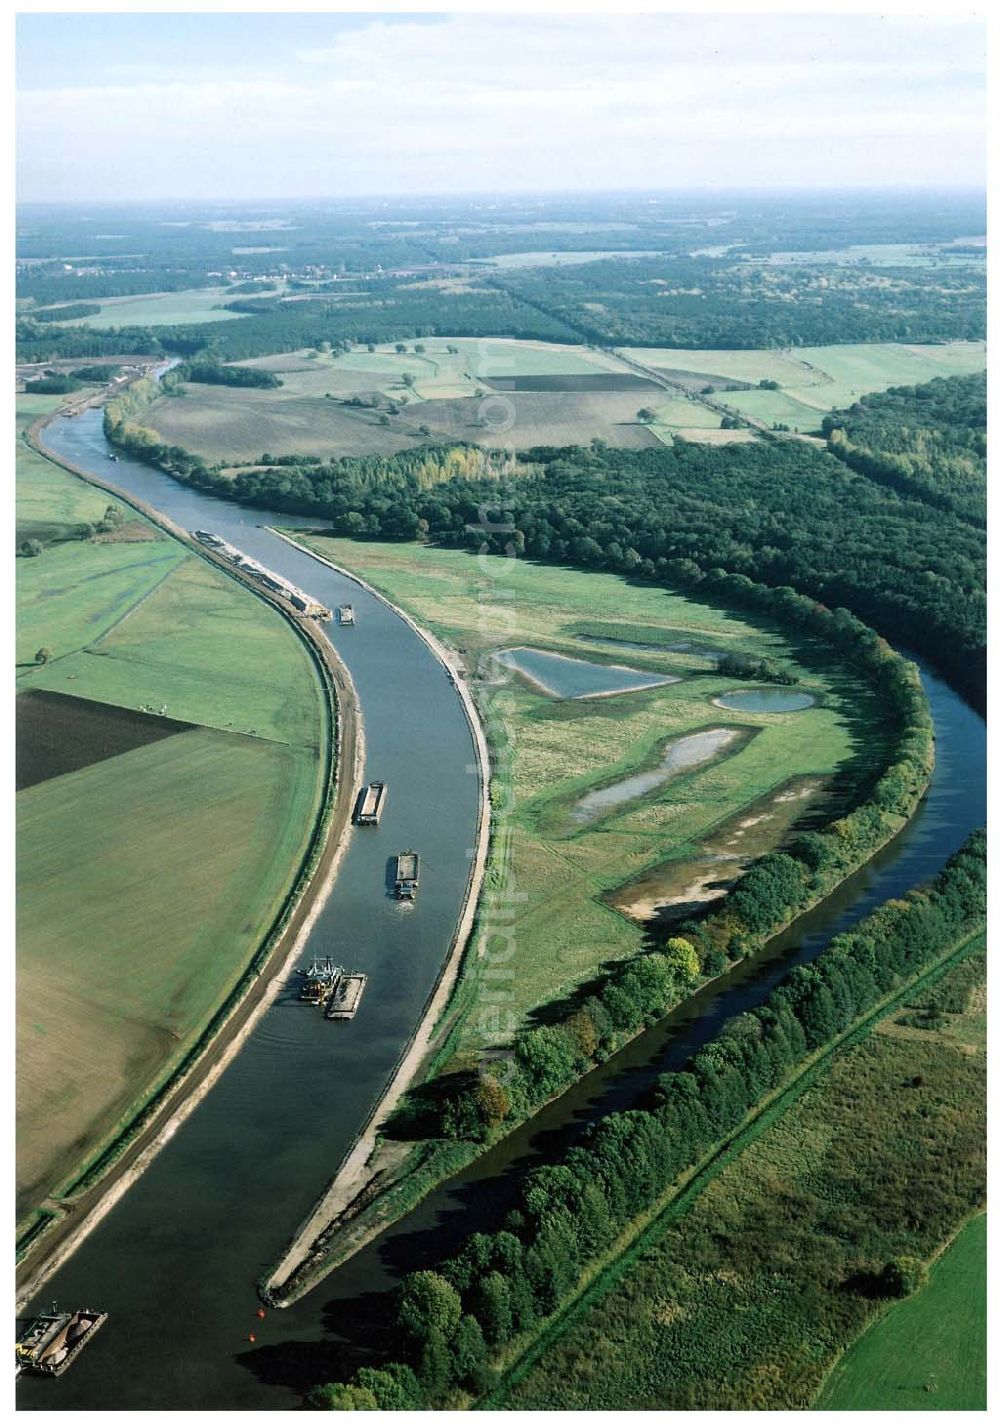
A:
<box><xmin>500</xmin><ymin>945</ymin><xmax>986</xmax><ymax>1411</ymax></box>
<box><xmin>302</xmin><ymin>539</ymin><xmax>884</xmax><ymax>1042</ymax></box>
<box><xmin>41</xmin><ymin>285</ymin><xmax>247</xmax><ymax>328</ymax></box>
<box><xmin>817</xmin><ymin>1213</ymin><xmax>986</xmax><ymax>1411</ymax></box>
<box><xmin>16</xmin><ymin>413</ymin><xmax>328</xmax><ymax>1215</ymax></box>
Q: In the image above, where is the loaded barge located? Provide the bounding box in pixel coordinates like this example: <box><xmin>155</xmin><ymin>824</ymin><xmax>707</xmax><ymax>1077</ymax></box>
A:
<box><xmin>16</xmin><ymin>1308</ymin><xmax>108</xmax><ymax>1377</ymax></box>
<box><xmin>192</xmin><ymin>532</ymin><xmax>331</xmax><ymax>619</ymax></box>
<box><xmin>394</xmin><ymin>851</ymin><xmax>420</xmax><ymax>900</ymax></box>
<box><xmin>354</xmin><ymin>780</ymin><xmax>387</xmax><ymax>826</ymax></box>
<box><xmin>297</xmin><ymin>958</ymin><xmax>367</xmax><ymax>1020</ymax></box>
<box><xmin>337</xmin><ymin>604</ymin><xmax>355</xmax><ymax>626</ymax></box>
<box><xmin>324</xmin><ymin>973</ymin><xmax>368</xmax><ymax>1020</ymax></box>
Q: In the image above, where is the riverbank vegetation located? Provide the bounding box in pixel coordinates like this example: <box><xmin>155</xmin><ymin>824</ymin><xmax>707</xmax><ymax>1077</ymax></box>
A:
<box><xmin>15</xmin><ymin>408</ymin><xmax>329</xmax><ymax>1224</ymax></box>
<box><xmin>307</xmin><ymin>833</ymin><xmax>985</xmax><ymax>1409</ymax></box>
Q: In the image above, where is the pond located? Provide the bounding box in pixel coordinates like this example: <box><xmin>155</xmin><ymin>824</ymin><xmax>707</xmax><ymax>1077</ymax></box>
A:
<box><xmin>570</xmin><ymin>727</ymin><xmax>741</xmax><ymax>826</ymax></box>
<box><xmin>499</xmin><ymin>646</ymin><xmax>678</xmax><ymax>699</ymax></box>
<box><xmin>713</xmin><ymin>687</ymin><xmax>816</xmax><ymax>713</ymax></box>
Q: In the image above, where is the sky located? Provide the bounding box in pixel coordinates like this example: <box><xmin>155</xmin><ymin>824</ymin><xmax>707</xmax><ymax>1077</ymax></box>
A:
<box><xmin>15</xmin><ymin>11</ymin><xmax>987</xmax><ymax>203</ymax></box>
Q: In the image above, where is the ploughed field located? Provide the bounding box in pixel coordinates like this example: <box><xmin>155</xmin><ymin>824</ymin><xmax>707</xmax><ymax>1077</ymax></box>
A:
<box><xmin>137</xmin><ymin>337</ymin><xmax>985</xmax><ymax>464</ymax></box>
<box><xmin>16</xmin><ymin>689</ymin><xmax>192</xmax><ymax>790</ymax></box>
<box><xmin>16</xmin><ymin>408</ymin><xmax>327</xmax><ymax>1218</ymax></box>
<box><xmin>298</xmin><ymin>538</ymin><xmax>889</xmax><ymax>1043</ymax></box>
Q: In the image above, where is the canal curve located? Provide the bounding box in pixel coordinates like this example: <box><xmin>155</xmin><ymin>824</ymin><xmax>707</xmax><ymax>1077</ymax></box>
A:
<box><xmin>18</xmin><ymin>409</ymin><xmax>481</xmax><ymax>1410</ymax></box>
<box><xmin>18</xmin><ymin>409</ymin><xmax>986</xmax><ymax>1410</ymax></box>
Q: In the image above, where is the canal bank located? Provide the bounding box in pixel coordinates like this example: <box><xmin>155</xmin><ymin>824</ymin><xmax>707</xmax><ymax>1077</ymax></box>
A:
<box><xmin>17</xmin><ymin>408</ymin><xmax>484</xmax><ymax>1411</ymax></box>
<box><xmin>16</xmin><ymin>409</ymin><xmax>986</xmax><ymax>1411</ymax></box>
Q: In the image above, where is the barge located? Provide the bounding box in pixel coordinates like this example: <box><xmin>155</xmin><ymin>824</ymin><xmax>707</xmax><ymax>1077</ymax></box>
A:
<box><xmin>354</xmin><ymin>780</ymin><xmax>387</xmax><ymax>826</ymax></box>
<box><xmin>324</xmin><ymin>972</ymin><xmax>368</xmax><ymax>1020</ymax></box>
<box><xmin>16</xmin><ymin>1308</ymin><xmax>108</xmax><ymax>1377</ymax></box>
<box><xmin>191</xmin><ymin>532</ymin><xmax>331</xmax><ymax>619</ymax></box>
<box><xmin>337</xmin><ymin>604</ymin><xmax>355</xmax><ymax>626</ymax></box>
<box><xmin>394</xmin><ymin>851</ymin><xmax>420</xmax><ymax>900</ymax></box>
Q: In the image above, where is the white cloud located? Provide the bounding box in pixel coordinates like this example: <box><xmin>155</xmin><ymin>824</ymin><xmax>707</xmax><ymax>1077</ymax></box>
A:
<box><xmin>16</xmin><ymin>13</ymin><xmax>986</xmax><ymax>200</ymax></box>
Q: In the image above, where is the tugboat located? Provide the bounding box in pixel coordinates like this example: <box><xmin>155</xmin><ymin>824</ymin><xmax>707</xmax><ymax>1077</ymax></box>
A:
<box><xmin>297</xmin><ymin>956</ymin><xmax>343</xmax><ymax>1006</ymax></box>
<box><xmin>16</xmin><ymin>1306</ymin><xmax>108</xmax><ymax>1377</ymax></box>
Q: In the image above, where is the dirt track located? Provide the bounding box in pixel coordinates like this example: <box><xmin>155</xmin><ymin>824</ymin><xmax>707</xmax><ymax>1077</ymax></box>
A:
<box><xmin>16</xmin><ymin>412</ymin><xmax>364</xmax><ymax>1309</ymax></box>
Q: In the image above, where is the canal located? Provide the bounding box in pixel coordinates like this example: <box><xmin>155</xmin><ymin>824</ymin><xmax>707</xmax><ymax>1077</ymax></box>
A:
<box><xmin>18</xmin><ymin>408</ymin><xmax>986</xmax><ymax>1409</ymax></box>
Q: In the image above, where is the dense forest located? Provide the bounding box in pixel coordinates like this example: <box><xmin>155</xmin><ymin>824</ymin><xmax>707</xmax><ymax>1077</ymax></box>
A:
<box><xmin>306</xmin><ymin>829</ymin><xmax>986</xmax><ymax>1409</ymax></box>
<box><xmin>823</xmin><ymin>372</ymin><xmax>986</xmax><ymax>526</ymax></box>
<box><xmin>104</xmin><ymin>381</ymin><xmax>984</xmax><ymax>708</ymax></box>
<box><xmin>487</xmin><ymin>257</ymin><xmax>986</xmax><ymax>348</ymax></box>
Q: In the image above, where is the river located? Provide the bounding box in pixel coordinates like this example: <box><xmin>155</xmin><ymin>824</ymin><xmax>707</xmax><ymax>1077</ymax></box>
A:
<box><xmin>17</xmin><ymin>409</ymin><xmax>986</xmax><ymax>1409</ymax></box>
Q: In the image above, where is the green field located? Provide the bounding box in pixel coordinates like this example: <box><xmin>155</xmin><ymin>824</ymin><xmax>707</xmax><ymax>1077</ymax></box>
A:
<box><xmin>16</xmin><ymin>728</ymin><xmax>319</xmax><ymax>1211</ymax></box>
<box><xmin>42</xmin><ymin>286</ymin><xmax>246</xmax><ymax>328</ymax></box>
<box><xmin>817</xmin><ymin>1214</ymin><xmax>987</xmax><ymax>1410</ymax></box>
<box><xmin>623</xmin><ymin>341</ymin><xmax>987</xmax><ymax>432</ymax></box>
<box><xmin>501</xmin><ymin>947</ymin><xmax>986</xmax><ymax>1410</ymax></box>
<box><xmin>16</xmin><ymin>412</ymin><xmax>327</xmax><ymax>1214</ymax></box>
<box><xmin>305</xmin><ymin>539</ymin><xmax>883</xmax><ymax>1042</ymax></box>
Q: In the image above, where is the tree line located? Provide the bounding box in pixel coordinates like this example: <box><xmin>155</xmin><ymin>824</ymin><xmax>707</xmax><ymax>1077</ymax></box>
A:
<box><xmin>823</xmin><ymin>373</ymin><xmax>985</xmax><ymax>527</ymax></box>
<box><xmin>307</xmin><ymin>829</ymin><xmax>985</xmax><ymax>1408</ymax></box>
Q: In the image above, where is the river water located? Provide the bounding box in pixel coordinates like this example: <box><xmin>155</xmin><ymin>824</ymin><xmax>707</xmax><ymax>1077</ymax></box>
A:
<box><xmin>17</xmin><ymin>410</ymin><xmax>986</xmax><ymax>1409</ymax></box>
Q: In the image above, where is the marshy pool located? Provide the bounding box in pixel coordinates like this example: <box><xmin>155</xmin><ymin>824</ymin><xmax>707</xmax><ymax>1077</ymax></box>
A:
<box><xmin>713</xmin><ymin>688</ymin><xmax>816</xmax><ymax>713</ymax></box>
<box><xmin>570</xmin><ymin>726</ymin><xmax>741</xmax><ymax>826</ymax></box>
<box><xmin>498</xmin><ymin>646</ymin><xmax>678</xmax><ymax>699</ymax></box>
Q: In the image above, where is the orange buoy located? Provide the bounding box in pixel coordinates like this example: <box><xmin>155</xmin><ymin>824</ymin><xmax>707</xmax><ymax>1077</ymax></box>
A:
<box><xmin>256</xmin><ymin>1308</ymin><xmax>266</xmax><ymax>1319</ymax></box>
<box><xmin>248</xmin><ymin>1333</ymin><xmax>256</xmax><ymax>1343</ymax></box>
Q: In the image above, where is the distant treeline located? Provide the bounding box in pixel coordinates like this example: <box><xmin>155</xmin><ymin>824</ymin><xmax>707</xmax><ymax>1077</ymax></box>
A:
<box><xmin>307</xmin><ymin>828</ymin><xmax>986</xmax><ymax>1409</ymax></box>
<box><xmin>31</xmin><ymin>302</ymin><xmax>102</xmax><ymax>323</ymax></box>
<box><xmin>486</xmin><ymin>257</ymin><xmax>986</xmax><ymax>348</ymax></box>
<box><xmin>823</xmin><ymin>373</ymin><xmax>986</xmax><ymax>527</ymax></box>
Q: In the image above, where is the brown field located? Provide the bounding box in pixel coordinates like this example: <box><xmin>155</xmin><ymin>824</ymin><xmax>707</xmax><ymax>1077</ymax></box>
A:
<box><xmin>397</xmin><ymin>390</ymin><xmax>662</xmax><ymax>450</ymax></box>
<box><xmin>16</xmin><ymin>689</ymin><xmax>191</xmax><ymax>791</ymax></box>
<box><xmin>144</xmin><ymin>388</ymin><xmax>422</xmax><ymax>462</ymax></box>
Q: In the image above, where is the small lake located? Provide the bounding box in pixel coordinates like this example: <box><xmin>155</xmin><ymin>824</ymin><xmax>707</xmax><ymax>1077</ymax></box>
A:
<box><xmin>714</xmin><ymin>688</ymin><xmax>816</xmax><ymax>713</ymax></box>
<box><xmin>499</xmin><ymin>646</ymin><xmax>678</xmax><ymax>699</ymax></box>
<box><xmin>571</xmin><ymin>727</ymin><xmax>740</xmax><ymax>826</ymax></box>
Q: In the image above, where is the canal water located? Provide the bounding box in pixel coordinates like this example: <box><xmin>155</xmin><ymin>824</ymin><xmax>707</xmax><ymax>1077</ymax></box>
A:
<box><xmin>18</xmin><ymin>410</ymin><xmax>986</xmax><ymax>1409</ymax></box>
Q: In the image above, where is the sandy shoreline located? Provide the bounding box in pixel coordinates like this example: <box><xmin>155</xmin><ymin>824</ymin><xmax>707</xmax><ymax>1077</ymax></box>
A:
<box><xmin>16</xmin><ymin>415</ymin><xmax>365</xmax><ymax>1309</ymax></box>
<box><xmin>261</xmin><ymin>531</ymin><xmax>491</xmax><ymax>1304</ymax></box>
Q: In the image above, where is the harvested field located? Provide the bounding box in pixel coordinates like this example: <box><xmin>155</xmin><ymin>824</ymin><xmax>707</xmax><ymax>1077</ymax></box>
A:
<box><xmin>144</xmin><ymin>387</ymin><xmax>421</xmax><ymax>462</ymax></box>
<box><xmin>16</xmin><ymin>689</ymin><xmax>191</xmax><ymax>791</ymax></box>
<box><xmin>481</xmin><ymin>373</ymin><xmax>659</xmax><ymax>392</ymax></box>
<box><xmin>400</xmin><ymin>391</ymin><xmax>662</xmax><ymax>450</ymax></box>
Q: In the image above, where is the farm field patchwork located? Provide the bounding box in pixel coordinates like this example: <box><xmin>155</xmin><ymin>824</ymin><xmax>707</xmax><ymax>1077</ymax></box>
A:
<box><xmin>500</xmin><ymin>946</ymin><xmax>986</xmax><ymax>1411</ymax></box>
<box><xmin>622</xmin><ymin>340</ymin><xmax>987</xmax><ymax>432</ymax></box>
<box><xmin>16</xmin><ymin>425</ymin><xmax>328</xmax><ymax>1218</ymax></box>
<box><xmin>301</xmin><ymin>538</ymin><xmax>885</xmax><ymax>1038</ymax></box>
<box><xmin>817</xmin><ymin>1213</ymin><xmax>987</xmax><ymax>1411</ymax></box>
